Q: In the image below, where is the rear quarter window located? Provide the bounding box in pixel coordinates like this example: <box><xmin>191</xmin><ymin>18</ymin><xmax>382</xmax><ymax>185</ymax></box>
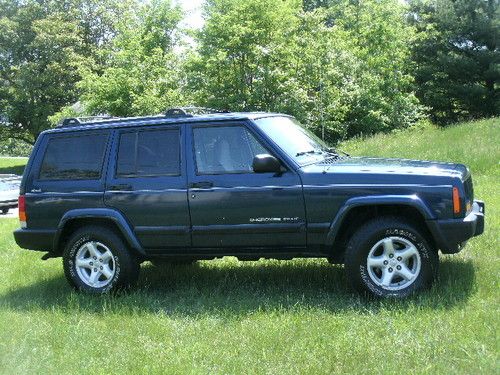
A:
<box><xmin>39</xmin><ymin>133</ymin><xmax>108</xmax><ymax>180</ymax></box>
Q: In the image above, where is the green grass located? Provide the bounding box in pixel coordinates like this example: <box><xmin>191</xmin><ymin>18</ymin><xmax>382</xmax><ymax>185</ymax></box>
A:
<box><xmin>0</xmin><ymin>119</ymin><xmax>498</xmax><ymax>374</ymax></box>
<box><xmin>0</xmin><ymin>157</ymin><xmax>27</xmax><ymax>175</ymax></box>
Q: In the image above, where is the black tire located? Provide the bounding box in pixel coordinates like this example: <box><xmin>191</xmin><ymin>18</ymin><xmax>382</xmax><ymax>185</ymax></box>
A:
<box><xmin>1</xmin><ymin>208</ymin><xmax>8</xmax><ymax>214</ymax></box>
<box><xmin>344</xmin><ymin>216</ymin><xmax>438</xmax><ymax>298</ymax></box>
<box><xmin>63</xmin><ymin>226</ymin><xmax>140</xmax><ymax>294</ymax></box>
<box><xmin>151</xmin><ymin>258</ymin><xmax>196</xmax><ymax>267</ymax></box>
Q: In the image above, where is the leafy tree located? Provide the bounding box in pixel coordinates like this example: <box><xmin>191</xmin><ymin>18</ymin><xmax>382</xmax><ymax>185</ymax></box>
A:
<box><xmin>409</xmin><ymin>0</ymin><xmax>500</xmax><ymax>123</ymax></box>
<box><xmin>78</xmin><ymin>0</ymin><xmax>187</xmax><ymax>117</ymax></box>
<box><xmin>335</xmin><ymin>0</ymin><xmax>423</xmax><ymax>138</ymax></box>
<box><xmin>187</xmin><ymin>0</ymin><xmax>302</xmax><ymax>111</ymax></box>
<box><xmin>189</xmin><ymin>0</ymin><xmax>421</xmax><ymax>143</ymax></box>
<box><xmin>0</xmin><ymin>0</ymin><xmax>129</xmax><ymax>143</ymax></box>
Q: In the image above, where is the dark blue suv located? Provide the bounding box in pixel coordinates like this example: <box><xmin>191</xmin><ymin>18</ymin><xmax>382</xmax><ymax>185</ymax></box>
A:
<box><xmin>14</xmin><ymin>109</ymin><xmax>485</xmax><ymax>297</ymax></box>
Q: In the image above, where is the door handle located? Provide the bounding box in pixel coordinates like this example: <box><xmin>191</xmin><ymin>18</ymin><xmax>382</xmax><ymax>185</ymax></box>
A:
<box><xmin>109</xmin><ymin>184</ymin><xmax>132</xmax><ymax>191</ymax></box>
<box><xmin>190</xmin><ymin>181</ymin><xmax>213</xmax><ymax>189</ymax></box>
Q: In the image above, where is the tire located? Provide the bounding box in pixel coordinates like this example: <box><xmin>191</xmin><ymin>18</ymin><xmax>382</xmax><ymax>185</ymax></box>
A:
<box><xmin>1</xmin><ymin>208</ymin><xmax>8</xmax><ymax>214</ymax></box>
<box><xmin>344</xmin><ymin>217</ymin><xmax>438</xmax><ymax>298</ymax></box>
<box><xmin>63</xmin><ymin>226</ymin><xmax>140</xmax><ymax>294</ymax></box>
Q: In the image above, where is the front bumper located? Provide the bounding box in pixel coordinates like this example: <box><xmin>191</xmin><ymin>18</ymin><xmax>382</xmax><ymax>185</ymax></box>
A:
<box><xmin>427</xmin><ymin>200</ymin><xmax>485</xmax><ymax>254</ymax></box>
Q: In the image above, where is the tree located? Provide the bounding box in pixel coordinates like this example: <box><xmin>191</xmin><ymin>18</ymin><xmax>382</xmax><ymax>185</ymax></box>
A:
<box><xmin>189</xmin><ymin>0</ymin><xmax>421</xmax><ymax>143</ymax></box>
<box><xmin>187</xmin><ymin>0</ymin><xmax>302</xmax><ymax>111</ymax></box>
<box><xmin>409</xmin><ymin>0</ymin><xmax>500</xmax><ymax>123</ymax></box>
<box><xmin>0</xmin><ymin>0</ymin><xmax>129</xmax><ymax>143</ymax></box>
<box><xmin>78</xmin><ymin>0</ymin><xmax>187</xmax><ymax>117</ymax></box>
<box><xmin>336</xmin><ymin>0</ymin><xmax>423</xmax><ymax>138</ymax></box>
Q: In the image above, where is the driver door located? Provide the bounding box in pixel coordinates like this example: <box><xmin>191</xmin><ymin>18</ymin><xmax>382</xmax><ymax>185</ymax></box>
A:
<box><xmin>186</xmin><ymin>121</ymin><xmax>306</xmax><ymax>250</ymax></box>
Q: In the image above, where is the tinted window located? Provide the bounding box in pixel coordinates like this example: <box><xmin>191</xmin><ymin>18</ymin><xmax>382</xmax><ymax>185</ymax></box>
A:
<box><xmin>193</xmin><ymin>126</ymin><xmax>268</xmax><ymax>174</ymax></box>
<box><xmin>39</xmin><ymin>133</ymin><xmax>107</xmax><ymax>180</ymax></box>
<box><xmin>116</xmin><ymin>128</ymin><xmax>180</xmax><ymax>177</ymax></box>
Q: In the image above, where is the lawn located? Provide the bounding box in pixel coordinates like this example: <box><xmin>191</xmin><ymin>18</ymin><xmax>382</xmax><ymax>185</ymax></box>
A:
<box><xmin>0</xmin><ymin>157</ymin><xmax>27</xmax><ymax>176</ymax></box>
<box><xmin>0</xmin><ymin>118</ymin><xmax>498</xmax><ymax>374</ymax></box>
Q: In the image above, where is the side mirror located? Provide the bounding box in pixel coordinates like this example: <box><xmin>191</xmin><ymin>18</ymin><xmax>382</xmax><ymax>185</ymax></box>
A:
<box><xmin>252</xmin><ymin>154</ymin><xmax>281</xmax><ymax>173</ymax></box>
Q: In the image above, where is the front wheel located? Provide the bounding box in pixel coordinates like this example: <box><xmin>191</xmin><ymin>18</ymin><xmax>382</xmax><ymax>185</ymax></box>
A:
<box><xmin>344</xmin><ymin>217</ymin><xmax>439</xmax><ymax>298</ymax></box>
<box><xmin>63</xmin><ymin>226</ymin><xmax>140</xmax><ymax>294</ymax></box>
<box><xmin>2</xmin><ymin>208</ymin><xmax>8</xmax><ymax>214</ymax></box>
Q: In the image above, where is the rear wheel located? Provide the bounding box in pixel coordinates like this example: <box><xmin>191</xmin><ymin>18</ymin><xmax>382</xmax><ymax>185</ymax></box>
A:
<box><xmin>2</xmin><ymin>208</ymin><xmax>8</xmax><ymax>214</ymax></box>
<box><xmin>344</xmin><ymin>217</ymin><xmax>438</xmax><ymax>298</ymax></box>
<box><xmin>63</xmin><ymin>226</ymin><xmax>140</xmax><ymax>294</ymax></box>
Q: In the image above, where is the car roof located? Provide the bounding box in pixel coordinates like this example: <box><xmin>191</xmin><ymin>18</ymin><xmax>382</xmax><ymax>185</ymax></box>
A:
<box><xmin>44</xmin><ymin>112</ymin><xmax>289</xmax><ymax>135</ymax></box>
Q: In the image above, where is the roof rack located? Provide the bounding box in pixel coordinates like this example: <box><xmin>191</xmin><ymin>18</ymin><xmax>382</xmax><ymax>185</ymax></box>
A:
<box><xmin>165</xmin><ymin>106</ymin><xmax>229</xmax><ymax>117</ymax></box>
<box><xmin>57</xmin><ymin>107</ymin><xmax>232</xmax><ymax>128</ymax></box>
<box><xmin>59</xmin><ymin>115</ymin><xmax>117</xmax><ymax>127</ymax></box>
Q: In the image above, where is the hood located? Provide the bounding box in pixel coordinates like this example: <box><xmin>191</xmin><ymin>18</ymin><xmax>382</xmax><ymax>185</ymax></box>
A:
<box><xmin>301</xmin><ymin>156</ymin><xmax>470</xmax><ymax>183</ymax></box>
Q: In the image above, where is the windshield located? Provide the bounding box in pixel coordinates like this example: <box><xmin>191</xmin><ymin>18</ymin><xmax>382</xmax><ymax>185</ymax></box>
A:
<box><xmin>254</xmin><ymin>116</ymin><xmax>331</xmax><ymax>165</ymax></box>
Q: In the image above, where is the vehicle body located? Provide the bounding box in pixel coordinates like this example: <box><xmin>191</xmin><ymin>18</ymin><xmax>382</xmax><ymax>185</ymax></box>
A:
<box><xmin>13</xmin><ymin>109</ymin><xmax>485</xmax><ymax>297</ymax></box>
<box><xmin>0</xmin><ymin>174</ymin><xmax>21</xmax><ymax>214</ymax></box>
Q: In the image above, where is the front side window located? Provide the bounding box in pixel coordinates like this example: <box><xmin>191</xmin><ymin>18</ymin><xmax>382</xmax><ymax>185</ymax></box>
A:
<box><xmin>116</xmin><ymin>128</ymin><xmax>180</xmax><ymax>177</ymax></box>
<box><xmin>193</xmin><ymin>125</ymin><xmax>268</xmax><ymax>174</ymax></box>
<box><xmin>39</xmin><ymin>133</ymin><xmax>108</xmax><ymax>180</ymax></box>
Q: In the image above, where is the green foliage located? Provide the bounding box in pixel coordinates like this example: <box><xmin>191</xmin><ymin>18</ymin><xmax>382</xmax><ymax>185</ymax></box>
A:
<box><xmin>78</xmin><ymin>0</ymin><xmax>189</xmax><ymax>117</ymax></box>
<box><xmin>0</xmin><ymin>118</ymin><xmax>498</xmax><ymax>373</ymax></box>
<box><xmin>188</xmin><ymin>0</ymin><xmax>422</xmax><ymax>143</ymax></box>
<box><xmin>409</xmin><ymin>0</ymin><xmax>500</xmax><ymax>124</ymax></box>
<box><xmin>0</xmin><ymin>0</ymin><xmax>130</xmax><ymax>143</ymax></box>
<box><xmin>0</xmin><ymin>139</ymin><xmax>32</xmax><ymax>157</ymax></box>
<box><xmin>0</xmin><ymin>0</ymin><xmax>498</xmax><ymax>147</ymax></box>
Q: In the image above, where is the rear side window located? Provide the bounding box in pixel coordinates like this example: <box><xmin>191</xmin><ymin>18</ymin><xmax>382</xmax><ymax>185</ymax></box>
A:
<box><xmin>116</xmin><ymin>128</ymin><xmax>180</xmax><ymax>177</ymax></box>
<box><xmin>39</xmin><ymin>133</ymin><xmax>108</xmax><ymax>180</ymax></box>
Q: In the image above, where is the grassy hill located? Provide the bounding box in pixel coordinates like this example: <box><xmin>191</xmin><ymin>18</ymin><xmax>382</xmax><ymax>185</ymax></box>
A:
<box><xmin>0</xmin><ymin>118</ymin><xmax>498</xmax><ymax>374</ymax></box>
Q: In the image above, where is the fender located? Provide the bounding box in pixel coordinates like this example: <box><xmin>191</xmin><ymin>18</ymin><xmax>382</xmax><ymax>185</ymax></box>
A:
<box><xmin>54</xmin><ymin>208</ymin><xmax>145</xmax><ymax>255</ymax></box>
<box><xmin>325</xmin><ymin>194</ymin><xmax>435</xmax><ymax>247</ymax></box>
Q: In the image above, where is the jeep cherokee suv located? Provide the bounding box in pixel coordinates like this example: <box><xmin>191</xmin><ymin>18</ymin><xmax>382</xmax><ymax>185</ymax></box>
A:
<box><xmin>14</xmin><ymin>109</ymin><xmax>485</xmax><ymax>297</ymax></box>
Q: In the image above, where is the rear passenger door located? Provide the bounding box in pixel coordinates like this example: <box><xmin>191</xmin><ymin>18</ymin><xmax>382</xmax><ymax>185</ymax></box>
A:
<box><xmin>104</xmin><ymin>125</ymin><xmax>190</xmax><ymax>251</ymax></box>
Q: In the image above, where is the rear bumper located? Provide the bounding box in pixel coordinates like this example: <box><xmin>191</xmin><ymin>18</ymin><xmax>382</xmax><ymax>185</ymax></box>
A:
<box><xmin>427</xmin><ymin>200</ymin><xmax>485</xmax><ymax>254</ymax></box>
<box><xmin>13</xmin><ymin>228</ymin><xmax>56</xmax><ymax>252</ymax></box>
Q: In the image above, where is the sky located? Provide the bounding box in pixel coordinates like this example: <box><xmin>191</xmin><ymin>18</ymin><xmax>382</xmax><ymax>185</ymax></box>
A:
<box><xmin>176</xmin><ymin>0</ymin><xmax>205</xmax><ymax>30</ymax></box>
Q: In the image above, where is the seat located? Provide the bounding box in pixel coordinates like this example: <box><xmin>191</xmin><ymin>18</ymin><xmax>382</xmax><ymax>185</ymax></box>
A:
<box><xmin>214</xmin><ymin>138</ymin><xmax>235</xmax><ymax>171</ymax></box>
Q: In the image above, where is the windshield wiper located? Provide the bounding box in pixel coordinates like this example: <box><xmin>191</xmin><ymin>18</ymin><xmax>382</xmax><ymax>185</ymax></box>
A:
<box><xmin>296</xmin><ymin>149</ymin><xmax>320</xmax><ymax>157</ymax></box>
<box><xmin>325</xmin><ymin>147</ymin><xmax>350</xmax><ymax>157</ymax></box>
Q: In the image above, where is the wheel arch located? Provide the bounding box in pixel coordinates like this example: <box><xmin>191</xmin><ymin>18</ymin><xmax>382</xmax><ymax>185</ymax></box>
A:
<box><xmin>326</xmin><ymin>195</ymin><xmax>437</xmax><ymax>262</ymax></box>
<box><xmin>53</xmin><ymin>208</ymin><xmax>144</xmax><ymax>256</ymax></box>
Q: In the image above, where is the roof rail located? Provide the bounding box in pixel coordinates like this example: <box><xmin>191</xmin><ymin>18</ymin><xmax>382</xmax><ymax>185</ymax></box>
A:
<box><xmin>57</xmin><ymin>108</ymin><xmax>232</xmax><ymax>128</ymax></box>
<box><xmin>164</xmin><ymin>108</ymin><xmax>193</xmax><ymax>118</ymax></box>
<box><xmin>59</xmin><ymin>115</ymin><xmax>117</xmax><ymax>127</ymax></box>
<box><xmin>165</xmin><ymin>106</ymin><xmax>229</xmax><ymax>118</ymax></box>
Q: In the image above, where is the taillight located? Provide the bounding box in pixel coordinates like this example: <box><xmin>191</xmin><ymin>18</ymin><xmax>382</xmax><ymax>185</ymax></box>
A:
<box><xmin>452</xmin><ymin>187</ymin><xmax>461</xmax><ymax>215</ymax></box>
<box><xmin>18</xmin><ymin>195</ymin><xmax>27</xmax><ymax>228</ymax></box>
